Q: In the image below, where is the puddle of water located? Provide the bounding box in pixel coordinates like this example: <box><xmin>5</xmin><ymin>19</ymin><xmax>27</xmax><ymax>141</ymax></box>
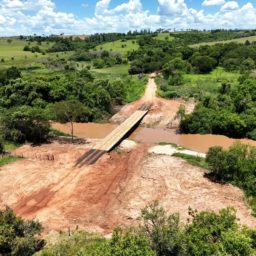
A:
<box><xmin>52</xmin><ymin>122</ymin><xmax>256</xmax><ymax>153</ymax></box>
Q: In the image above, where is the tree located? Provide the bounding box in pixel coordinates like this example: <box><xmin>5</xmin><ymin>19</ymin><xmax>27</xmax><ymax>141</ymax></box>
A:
<box><xmin>176</xmin><ymin>104</ymin><xmax>186</xmax><ymax>121</ymax></box>
<box><xmin>0</xmin><ymin>207</ymin><xmax>44</xmax><ymax>256</ymax></box>
<box><xmin>162</xmin><ymin>58</ymin><xmax>190</xmax><ymax>79</ymax></box>
<box><xmin>206</xmin><ymin>143</ymin><xmax>256</xmax><ymax>213</ymax></box>
<box><xmin>206</xmin><ymin>146</ymin><xmax>227</xmax><ymax>180</ymax></box>
<box><xmin>6</xmin><ymin>66</ymin><xmax>21</xmax><ymax>80</ymax></box>
<box><xmin>98</xmin><ymin>229</ymin><xmax>156</xmax><ymax>256</ymax></box>
<box><xmin>0</xmin><ymin>107</ymin><xmax>50</xmax><ymax>144</ymax></box>
<box><xmin>240</xmin><ymin>58</ymin><xmax>255</xmax><ymax>73</ymax></box>
<box><xmin>53</xmin><ymin>100</ymin><xmax>86</xmax><ymax>142</ymax></box>
<box><xmin>141</xmin><ymin>202</ymin><xmax>186</xmax><ymax>256</ymax></box>
<box><xmin>191</xmin><ymin>55</ymin><xmax>217</xmax><ymax>73</ymax></box>
<box><xmin>185</xmin><ymin>207</ymin><xmax>255</xmax><ymax>256</ymax></box>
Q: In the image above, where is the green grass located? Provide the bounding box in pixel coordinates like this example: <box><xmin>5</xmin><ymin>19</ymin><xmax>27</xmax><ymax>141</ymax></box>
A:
<box><xmin>154</xmin><ymin>33</ymin><xmax>174</xmax><ymax>41</ymax></box>
<box><xmin>96</xmin><ymin>39</ymin><xmax>139</xmax><ymax>56</ymax></box>
<box><xmin>191</xmin><ymin>35</ymin><xmax>256</xmax><ymax>47</ymax></box>
<box><xmin>0</xmin><ymin>156</ymin><xmax>21</xmax><ymax>167</ymax></box>
<box><xmin>91</xmin><ymin>64</ymin><xmax>130</xmax><ymax>75</ymax></box>
<box><xmin>157</xmin><ymin>68</ymin><xmax>239</xmax><ymax>99</ymax></box>
<box><xmin>0</xmin><ymin>39</ymin><xmax>51</xmax><ymax>67</ymax></box>
<box><xmin>173</xmin><ymin>153</ymin><xmax>208</xmax><ymax>169</ymax></box>
<box><xmin>3</xmin><ymin>141</ymin><xmax>21</xmax><ymax>152</ymax></box>
<box><xmin>0</xmin><ymin>38</ymin><xmax>73</xmax><ymax>70</ymax></box>
<box><xmin>49</xmin><ymin>128</ymin><xmax>72</xmax><ymax>137</ymax></box>
<box><xmin>125</xmin><ymin>75</ymin><xmax>147</xmax><ymax>103</ymax></box>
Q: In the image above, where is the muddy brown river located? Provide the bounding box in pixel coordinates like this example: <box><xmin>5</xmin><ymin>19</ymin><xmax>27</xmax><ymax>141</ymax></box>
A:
<box><xmin>52</xmin><ymin>122</ymin><xmax>256</xmax><ymax>153</ymax></box>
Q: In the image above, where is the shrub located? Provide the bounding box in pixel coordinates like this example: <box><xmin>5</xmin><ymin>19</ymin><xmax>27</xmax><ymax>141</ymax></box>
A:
<box><xmin>0</xmin><ymin>207</ymin><xmax>44</xmax><ymax>256</ymax></box>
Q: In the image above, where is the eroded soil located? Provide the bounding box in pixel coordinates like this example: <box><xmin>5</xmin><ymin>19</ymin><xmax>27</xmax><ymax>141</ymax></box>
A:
<box><xmin>0</xmin><ymin>141</ymin><xmax>255</xmax><ymax>235</ymax></box>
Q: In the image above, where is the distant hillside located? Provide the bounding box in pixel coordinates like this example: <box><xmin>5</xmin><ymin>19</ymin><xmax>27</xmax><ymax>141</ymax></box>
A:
<box><xmin>96</xmin><ymin>39</ymin><xmax>139</xmax><ymax>56</ymax></box>
<box><xmin>191</xmin><ymin>35</ymin><xmax>256</xmax><ymax>47</ymax></box>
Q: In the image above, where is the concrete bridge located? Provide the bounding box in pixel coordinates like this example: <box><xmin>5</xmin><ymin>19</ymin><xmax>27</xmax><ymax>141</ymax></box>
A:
<box><xmin>75</xmin><ymin>103</ymin><xmax>151</xmax><ymax>166</ymax></box>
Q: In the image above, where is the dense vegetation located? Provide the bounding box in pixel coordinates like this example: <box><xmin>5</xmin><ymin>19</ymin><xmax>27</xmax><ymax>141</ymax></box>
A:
<box><xmin>38</xmin><ymin>202</ymin><xmax>256</xmax><ymax>256</ymax></box>
<box><xmin>0</xmin><ymin>64</ymin><xmax>147</xmax><ymax>143</ymax></box>
<box><xmin>206</xmin><ymin>143</ymin><xmax>256</xmax><ymax>214</ymax></box>
<box><xmin>171</xmin><ymin>29</ymin><xmax>256</xmax><ymax>45</ymax></box>
<box><xmin>180</xmin><ymin>76</ymin><xmax>256</xmax><ymax>139</ymax></box>
<box><xmin>0</xmin><ymin>207</ymin><xmax>44</xmax><ymax>255</ymax></box>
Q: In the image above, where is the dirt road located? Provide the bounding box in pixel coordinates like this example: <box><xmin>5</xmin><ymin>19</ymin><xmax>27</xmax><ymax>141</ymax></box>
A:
<box><xmin>141</xmin><ymin>73</ymin><xmax>157</xmax><ymax>102</ymax></box>
<box><xmin>111</xmin><ymin>74</ymin><xmax>195</xmax><ymax>128</ymax></box>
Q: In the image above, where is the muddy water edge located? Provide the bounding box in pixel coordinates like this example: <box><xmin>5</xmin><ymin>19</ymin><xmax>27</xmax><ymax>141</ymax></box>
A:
<box><xmin>52</xmin><ymin>122</ymin><xmax>256</xmax><ymax>153</ymax></box>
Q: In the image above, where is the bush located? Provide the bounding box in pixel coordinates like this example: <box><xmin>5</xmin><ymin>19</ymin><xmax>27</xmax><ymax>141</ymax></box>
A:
<box><xmin>191</xmin><ymin>55</ymin><xmax>217</xmax><ymax>73</ymax></box>
<box><xmin>0</xmin><ymin>207</ymin><xmax>44</xmax><ymax>256</ymax></box>
<box><xmin>98</xmin><ymin>229</ymin><xmax>156</xmax><ymax>256</ymax></box>
<box><xmin>206</xmin><ymin>143</ymin><xmax>256</xmax><ymax>213</ymax></box>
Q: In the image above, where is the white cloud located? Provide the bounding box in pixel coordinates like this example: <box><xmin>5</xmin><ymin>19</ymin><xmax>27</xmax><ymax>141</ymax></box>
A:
<box><xmin>202</xmin><ymin>0</ymin><xmax>225</xmax><ymax>6</ymax></box>
<box><xmin>0</xmin><ymin>0</ymin><xmax>256</xmax><ymax>36</ymax></box>
<box><xmin>158</xmin><ymin>0</ymin><xmax>189</xmax><ymax>16</ymax></box>
<box><xmin>220</xmin><ymin>1</ymin><xmax>239</xmax><ymax>12</ymax></box>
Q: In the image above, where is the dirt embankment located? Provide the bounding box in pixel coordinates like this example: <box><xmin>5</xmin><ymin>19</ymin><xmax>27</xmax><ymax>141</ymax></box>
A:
<box><xmin>0</xmin><ymin>141</ymin><xmax>255</xmax><ymax>235</ymax></box>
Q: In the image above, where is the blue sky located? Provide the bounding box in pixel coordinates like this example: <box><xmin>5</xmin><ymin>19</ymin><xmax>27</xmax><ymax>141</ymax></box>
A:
<box><xmin>0</xmin><ymin>0</ymin><xmax>256</xmax><ymax>35</ymax></box>
<box><xmin>53</xmin><ymin>0</ymin><xmax>250</xmax><ymax>16</ymax></box>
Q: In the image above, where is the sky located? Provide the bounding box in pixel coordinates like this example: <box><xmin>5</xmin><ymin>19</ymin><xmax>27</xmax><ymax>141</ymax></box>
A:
<box><xmin>0</xmin><ymin>0</ymin><xmax>256</xmax><ymax>36</ymax></box>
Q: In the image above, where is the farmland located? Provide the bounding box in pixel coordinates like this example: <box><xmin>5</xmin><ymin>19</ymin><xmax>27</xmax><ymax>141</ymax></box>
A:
<box><xmin>95</xmin><ymin>39</ymin><xmax>139</xmax><ymax>56</ymax></box>
<box><xmin>191</xmin><ymin>35</ymin><xmax>256</xmax><ymax>47</ymax></box>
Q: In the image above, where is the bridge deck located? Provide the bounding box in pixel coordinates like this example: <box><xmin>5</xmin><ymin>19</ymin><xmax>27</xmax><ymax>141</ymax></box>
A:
<box><xmin>75</xmin><ymin>104</ymin><xmax>150</xmax><ymax>166</ymax></box>
<box><xmin>94</xmin><ymin>110</ymin><xmax>148</xmax><ymax>152</ymax></box>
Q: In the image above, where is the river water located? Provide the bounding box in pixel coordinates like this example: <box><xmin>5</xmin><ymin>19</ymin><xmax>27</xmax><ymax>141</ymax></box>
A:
<box><xmin>52</xmin><ymin>122</ymin><xmax>256</xmax><ymax>153</ymax></box>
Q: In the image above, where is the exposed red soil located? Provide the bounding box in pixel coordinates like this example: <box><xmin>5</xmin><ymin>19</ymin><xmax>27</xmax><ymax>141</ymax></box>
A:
<box><xmin>0</xmin><ymin>141</ymin><xmax>255</xmax><ymax>235</ymax></box>
<box><xmin>111</xmin><ymin>76</ymin><xmax>195</xmax><ymax>128</ymax></box>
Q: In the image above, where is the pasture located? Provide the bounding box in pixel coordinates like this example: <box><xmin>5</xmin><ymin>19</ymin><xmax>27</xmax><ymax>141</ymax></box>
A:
<box><xmin>95</xmin><ymin>39</ymin><xmax>139</xmax><ymax>56</ymax></box>
<box><xmin>154</xmin><ymin>32</ymin><xmax>174</xmax><ymax>41</ymax></box>
<box><xmin>191</xmin><ymin>35</ymin><xmax>256</xmax><ymax>47</ymax></box>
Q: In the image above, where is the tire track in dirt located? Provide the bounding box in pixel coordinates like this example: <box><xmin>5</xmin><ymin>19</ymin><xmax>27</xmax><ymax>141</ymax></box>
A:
<box><xmin>63</xmin><ymin>144</ymin><xmax>148</xmax><ymax>232</ymax></box>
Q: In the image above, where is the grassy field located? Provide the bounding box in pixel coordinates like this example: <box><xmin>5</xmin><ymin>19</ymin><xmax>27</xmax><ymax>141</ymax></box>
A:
<box><xmin>157</xmin><ymin>68</ymin><xmax>239</xmax><ymax>99</ymax></box>
<box><xmin>154</xmin><ymin>32</ymin><xmax>174</xmax><ymax>41</ymax></box>
<box><xmin>191</xmin><ymin>35</ymin><xmax>256</xmax><ymax>47</ymax></box>
<box><xmin>91</xmin><ymin>64</ymin><xmax>130</xmax><ymax>75</ymax></box>
<box><xmin>0</xmin><ymin>38</ymin><xmax>72</xmax><ymax>69</ymax></box>
<box><xmin>95</xmin><ymin>39</ymin><xmax>139</xmax><ymax>56</ymax></box>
